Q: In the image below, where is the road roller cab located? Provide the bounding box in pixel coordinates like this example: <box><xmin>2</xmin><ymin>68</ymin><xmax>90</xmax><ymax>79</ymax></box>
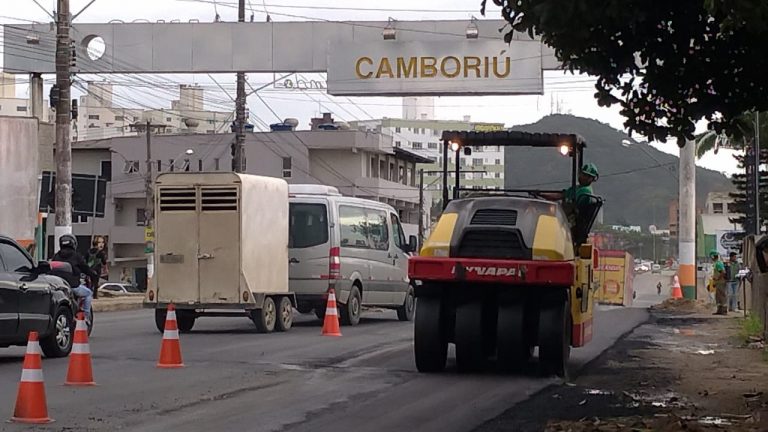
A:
<box><xmin>409</xmin><ymin>130</ymin><xmax>603</xmax><ymax>376</ymax></box>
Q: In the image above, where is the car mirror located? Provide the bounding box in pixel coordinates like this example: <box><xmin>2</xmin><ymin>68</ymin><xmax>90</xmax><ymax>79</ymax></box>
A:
<box><xmin>408</xmin><ymin>235</ymin><xmax>418</xmax><ymax>254</ymax></box>
<box><xmin>35</xmin><ymin>260</ymin><xmax>51</xmax><ymax>274</ymax></box>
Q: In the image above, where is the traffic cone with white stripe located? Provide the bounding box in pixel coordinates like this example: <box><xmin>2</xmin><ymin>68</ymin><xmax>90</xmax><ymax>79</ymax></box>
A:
<box><xmin>321</xmin><ymin>288</ymin><xmax>342</xmax><ymax>337</ymax></box>
<box><xmin>10</xmin><ymin>331</ymin><xmax>52</xmax><ymax>424</ymax></box>
<box><xmin>157</xmin><ymin>304</ymin><xmax>184</xmax><ymax>368</ymax></box>
<box><xmin>65</xmin><ymin>312</ymin><xmax>95</xmax><ymax>386</ymax></box>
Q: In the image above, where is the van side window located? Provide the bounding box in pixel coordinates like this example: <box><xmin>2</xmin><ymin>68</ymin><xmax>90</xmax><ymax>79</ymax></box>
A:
<box><xmin>289</xmin><ymin>203</ymin><xmax>329</xmax><ymax>248</ymax></box>
<box><xmin>390</xmin><ymin>213</ymin><xmax>407</xmax><ymax>251</ymax></box>
<box><xmin>339</xmin><ymin>206</ymin><xmax>371</xmax><ymax>249</ymax></box>
<box><xmin>367</xmin><ymin>210</ymin><xmax>390</xmax><ymax>251</ymax></box>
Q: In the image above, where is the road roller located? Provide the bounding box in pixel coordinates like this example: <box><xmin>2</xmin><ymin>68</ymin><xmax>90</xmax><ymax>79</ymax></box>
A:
<box><xmin>409</xmin><ymin>130</ymin><xmax>603</xmax><ymax>376</ymax></box>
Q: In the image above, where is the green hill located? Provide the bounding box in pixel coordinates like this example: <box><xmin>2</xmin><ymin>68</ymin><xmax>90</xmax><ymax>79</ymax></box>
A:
<box><xmin>504</xmin><ymin>114</ymin><xmax>733</xmax><ymax>229</ymax></box>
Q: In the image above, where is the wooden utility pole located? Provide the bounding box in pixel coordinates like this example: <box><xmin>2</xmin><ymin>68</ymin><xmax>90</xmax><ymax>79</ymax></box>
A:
<box><xmin>232</xmin><ymin>0</ymin><xmax>246</xmax><ymax>172</ymax></box>
<box><xmin>54</xmin><ymin>0</ymin><xmax>72</xmax><ymax>250</ymax></box>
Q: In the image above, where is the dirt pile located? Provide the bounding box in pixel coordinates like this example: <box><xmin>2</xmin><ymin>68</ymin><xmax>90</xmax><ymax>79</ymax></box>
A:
<box><xmin>545</xmin><ymin>413</ymin><xmax>764</xmax><ymax>432</ymax></box>
<box><xmin>651</xmin><ymin>298</ymin><xmax>712</xmax><ymax>313</ymax></box>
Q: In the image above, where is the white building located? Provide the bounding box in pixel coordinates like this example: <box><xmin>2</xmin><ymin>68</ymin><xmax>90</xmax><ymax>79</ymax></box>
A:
<box><xmin>74</xmin><ymin>81</ymin><xmax>232</xmax><ymax>142</ymax></box>
<box><xmin>0</xmin><ymin>72</ymin><xmax>54</xmax><ymax>121</ymax></box>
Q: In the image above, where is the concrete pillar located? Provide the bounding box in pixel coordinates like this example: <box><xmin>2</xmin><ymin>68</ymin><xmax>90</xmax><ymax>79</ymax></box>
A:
<box><xmin>679</xmin><ymin>139</ymin><xmax>696</xmax><ymax>299</ymax></box>
<box><xmin>29</xmin><ymin>73</ymin><xmax>44</xmax><ymax>122</ymax></box>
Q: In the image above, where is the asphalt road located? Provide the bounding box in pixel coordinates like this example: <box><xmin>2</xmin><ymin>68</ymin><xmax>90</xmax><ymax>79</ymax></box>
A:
<box><xmin>0</xmin><ymin>281</ymin><xmax>657</xmax><ymax>432</ymax></box>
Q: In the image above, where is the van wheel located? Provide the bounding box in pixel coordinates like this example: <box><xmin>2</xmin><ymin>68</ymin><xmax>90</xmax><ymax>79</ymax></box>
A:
<box><xmin>340</xmin><ymin>286</ymin><xmax>362</xmax><ymax>326</ymax></box>
<box><xmin>275</xmin><ymin>297</ymin><xmax>293</xmax><ymax>332</ymax></box>
<box><xmin>252</xmin><ymin>297</ymin><xmax>276</xmax><ymax>333</ymax></box>
<box><xmin>154</xmin><ymin>308</ymin><xmax>167</xmax><ymax>333</ymax></box>
<box><xmin>397</xmin><ymin>286</ymin><xmax>416</xmax><ymax>322</ymax></box>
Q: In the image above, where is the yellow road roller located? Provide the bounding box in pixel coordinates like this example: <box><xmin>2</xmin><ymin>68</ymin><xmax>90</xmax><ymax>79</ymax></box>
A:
<box><xmin>409</xmin><ymin>131</ymin><xmax>603</xmax><ymax>376</ymax></box>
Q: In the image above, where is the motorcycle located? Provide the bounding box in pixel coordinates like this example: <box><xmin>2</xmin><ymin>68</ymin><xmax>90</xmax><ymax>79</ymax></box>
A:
<box><xmin>48</xmin><ymin>261</ymin><xmax>94</xmax><ymax>336</ymax></box>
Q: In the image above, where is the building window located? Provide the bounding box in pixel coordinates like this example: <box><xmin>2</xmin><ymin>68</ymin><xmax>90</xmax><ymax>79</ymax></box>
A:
<box><xmin>214</xmin><ymin>158</ymin><xmax>220</xmax><ymax>171</ymax></box>
<box><xmin>88</xmin><ymin>114</ymin><xmax>99</xmax><ymax>120</ymax></box>
<box><xmin>370</xmin><ymin>157</ymin><xmax>379</xmax><ymax>178</ymax></box>
<box><xmin>472</xmin><ymin>158</ymin><xmax>483</xmax><ymax>166</ymax></box>
<box><xmin>495</xmin><ymin>158</ymin><xmax>501</xmax><ymax>165</ymax></box>
<box><xmin>395</xmin><ymin>127</ymin><xmax>401</xmax><ymax>133</ymax></box>
<box><xmin>282</xmin><ymin>157</ymin><xmax>292</xmax><ymax>178</ymax></box>
<box><xmin>183</xmin><ymin>159</ymin><xmax>191</xmax><ymax>171</ymax></box>
<box><xmin>106</xmin><ymin>122</ymin><xmax>114</xmax><ymax>127</ymax></box>
<box><xmin>100</xmin><ymin>160</ymin><xmax>112</xmax><ymax>181</ymax></box>
<box><xmin>169</xmin><ymin>159</ymin><xmax>175</xmax><ymax>171</ymax></box>
<box><xmin>166</xmin><ymin>117</ymin><xmax>172</xmax><ymax>122</ymax></box>
<box><xmin>156</xmin><ymin>160</ymin><xmax>162</xmax><ymax>172</ymax></box>
<box><xmin>475</xmin><ymin>146</ymin><xmax>483</xmax><ymax>153</ymax></box>
<box><xmin>412</xmin><ymin>142</ymin><xmax>423</xmax><ymax>150</ymax></box>
<box><xmin>123</xmin><ymin>160</ymin><xmax>140</xmax><ymax>174</ymax></box>
<box><xmin>16</xmin><ymin>106</ymin><xmax>27</xmax><ymax>112</ymax></box>
<box><xmin>395</xmin><ymin>141</ymin><xmax>401</xmax><ymax>148</ymax></box>
<box><xmin>198</xmin><ymin>160</ymin><xmax>203</xmax><ymax>171</ymax></box>
<box><xmin>428</xmin><ymin>142</ymin><xmax>438</xmax><ymax>149</ymax></box>
<box><xmin>495</xmin><ymin>172</ymin><xmax>501</xmax><ymax>178</ymax></box>
<box><xmin>207</xmin><ymin>119</ymin><xmax>215</xmax><ymax>124</ymax></box>
<box><xmin>713</xmin><ymin>203</ymin><xmax>724</xmax><ymax>214</ymax></box>
<box><xmin>115</xmin><ymin>115</ymin><xmax>124</xmax><ymax>121</ymax></box>
<box><xmin>433</xmin><ymin>129</ymin><xmax>440</xmax><ymax>136</ymax></box>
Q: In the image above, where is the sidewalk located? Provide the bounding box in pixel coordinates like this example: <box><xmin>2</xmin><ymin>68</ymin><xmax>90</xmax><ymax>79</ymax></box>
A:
<box><xmin>476</xmin><ymin>307</ymin><xmax>768</xmax><ymax>431</ymax></box>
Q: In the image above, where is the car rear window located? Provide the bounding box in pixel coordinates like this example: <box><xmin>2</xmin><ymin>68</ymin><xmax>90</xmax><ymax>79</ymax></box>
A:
<box><xmin>289</xmin><ymin>203</ymin><xmax>329</xmax><ymax>249</ymax></box>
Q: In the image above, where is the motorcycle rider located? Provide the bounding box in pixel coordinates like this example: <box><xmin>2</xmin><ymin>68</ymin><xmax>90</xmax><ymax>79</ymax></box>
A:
<box><xmin>657</xmin><ymin>282</ymin><xmax>662</xmax><ymax>296</ymax></box>
<box><xmin>51</xmin><ymin>234</ymin><xmax>97</xmax><ymax>323</ymax></box>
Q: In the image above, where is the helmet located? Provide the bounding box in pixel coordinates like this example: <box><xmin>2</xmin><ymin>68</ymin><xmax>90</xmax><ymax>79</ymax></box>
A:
<box><xmin>581</xmin><ymin>163</ymin><xmax>599</xmax><ymax>180</ymax></box>
<box><xmin>59</xmin><ymin>234</ymin><xmax>78</xmax><ymax>250</ymax></box>
<box><xmin>709</xmin><ymin>249</ymin><xmax>719</xmax><ymax>258</ymax></box>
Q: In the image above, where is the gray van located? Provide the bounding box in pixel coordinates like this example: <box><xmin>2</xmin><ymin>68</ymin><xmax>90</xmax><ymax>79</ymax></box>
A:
<box><xmin>288</xmin><ymin>185</ymin><xmax>418</xmax><ymax>325</ymax></box>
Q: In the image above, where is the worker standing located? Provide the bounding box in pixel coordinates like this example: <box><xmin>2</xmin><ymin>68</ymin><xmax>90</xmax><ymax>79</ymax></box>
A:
<box><xmin>710</xmin><ymin>250</ymin><xmax>728</xmax><ymax>315</ymax></box>
<box><xmin>726</xmin><ymin>252</ymin><xmax>742</xmax><ymax>312</ymax></box>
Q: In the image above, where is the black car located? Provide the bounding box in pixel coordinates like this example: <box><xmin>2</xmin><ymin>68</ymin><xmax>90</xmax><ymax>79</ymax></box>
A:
<box><xmin>0</xmin><ymin>235</ymin><xmax>75</xmax><ymax>357</ymax></box>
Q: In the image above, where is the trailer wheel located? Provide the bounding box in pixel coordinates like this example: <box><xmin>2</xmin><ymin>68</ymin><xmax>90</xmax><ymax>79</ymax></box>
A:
<box><xmin>176</xmin><ymin>311</ymin><xmax>196</xmax><ymax>333</ymax></box>
<box><xmin>538</xmin><ymin>292</ymin><xmax>571</xmax><ymax>377</ymax></box>
<box><xmin>252</xmin><ymin>297</ymin><xmax>277</xmax><ymax>333</ymax></box>
<box><xmin>455</xmin><ymin>300</ymin><xmax>485</xmax><ymax>373</ymax></box>
<box><xmin>496</xmin><ymin>295</ymin><xmax>530</xmax><ymax>372</ymax></box>
<box><xmin>414</xmin><ymin>297</ymin><xmax>447</xmax><ymax>373</ymax></box>
<box><xmin>154</xmin><ymin>308</ymin><xmax>167</xmax><ymax>334</ymax></box>
<box><xmin>275</xmin><ymin>297</ymin><xmax>293</xmax><ymax>332</ymax></box>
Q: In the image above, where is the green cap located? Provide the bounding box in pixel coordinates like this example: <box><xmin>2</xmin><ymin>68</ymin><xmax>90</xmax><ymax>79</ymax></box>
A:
<box><xmin>581</xmin><ymin>163</ymin><xmax>599</xmax><ymax>179</ymax></box>
<box><xmin>709</xmin><ymin>249</ymin><xmax>719</xmax><ymax>258</ymax></box>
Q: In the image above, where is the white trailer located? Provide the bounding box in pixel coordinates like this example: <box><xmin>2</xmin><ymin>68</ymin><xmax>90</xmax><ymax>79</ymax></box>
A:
<box><xmin>145</xmin><ymin>172</ymin><xmax>294</xmax><ymax>333</ymax></box>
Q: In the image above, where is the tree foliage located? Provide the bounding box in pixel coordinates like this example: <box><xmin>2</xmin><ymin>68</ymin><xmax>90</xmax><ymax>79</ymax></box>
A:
<box><xmin>481</xmin><ymin>0</ymin><xmax>768</xmax><ymax>144</ymax></box>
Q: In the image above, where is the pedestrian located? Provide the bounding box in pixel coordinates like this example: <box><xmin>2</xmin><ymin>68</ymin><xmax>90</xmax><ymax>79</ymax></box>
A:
<box><xmin>87</xmin><ymin>235</ymin><xmax>108</xmax><ymax>299</ymax></box>
<box><xmin>710</xmin><ymin>250</ymin><xmax>728</xmax><ymax>315</ymax></box>
<box><xmin>725</xmin><ymin>251</ymin><xmax>742</xmax><ymax>312</ymax></box>
<box><xmin>657</xmin><ymin>281</ymin><xmax>662</xmax><ymax>296</ymax></box>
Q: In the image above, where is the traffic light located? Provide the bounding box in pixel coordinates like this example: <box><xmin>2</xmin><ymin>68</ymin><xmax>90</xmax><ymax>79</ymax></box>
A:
<box><xmin>71</xmin><ymin>99</ymin><xmax>78</xmax><ymax>120</ymax></box>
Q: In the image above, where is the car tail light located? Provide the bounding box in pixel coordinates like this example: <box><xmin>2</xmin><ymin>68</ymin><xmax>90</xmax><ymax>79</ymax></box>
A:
<box><xmin>329</xmin><ymin>247</ymin><xmax>341</xmax><ymax>280</ymax></box>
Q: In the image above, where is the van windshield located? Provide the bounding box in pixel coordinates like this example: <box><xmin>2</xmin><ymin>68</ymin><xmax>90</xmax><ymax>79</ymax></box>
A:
<box><xmin>289</xmin><ymin>203</ymin><xmax>329</xmax><ymax>248</ymax></box>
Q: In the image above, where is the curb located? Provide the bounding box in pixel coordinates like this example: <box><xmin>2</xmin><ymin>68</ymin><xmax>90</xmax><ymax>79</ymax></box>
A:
<box><xmin>92</xmin><ymin>298</ymin><xmax>144</xmax><ymax>313</ymax></box>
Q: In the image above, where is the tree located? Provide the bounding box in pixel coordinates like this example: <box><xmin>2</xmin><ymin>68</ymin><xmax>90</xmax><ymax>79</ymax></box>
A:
<box><xmin>695</xmin><ymin>112</ymin><xmax>768</xmax><ymax>158</ymax></box>
<box><xmin>728</xmin><ymin>150</ymin><xmax>768</xmax><ymax>229</ymax></box>
<box><xmin>481</xmin><ymin>0</ymin><xmax>768</xmax><ymax>143</ymax></box>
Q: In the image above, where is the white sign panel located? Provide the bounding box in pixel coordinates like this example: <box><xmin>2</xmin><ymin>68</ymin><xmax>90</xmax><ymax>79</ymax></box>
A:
<box><xmin>716</xmin><ymin>230</ymin><xmax>743</xmax><ymax>257</ymax></box>
<box><xmin>327</xmin><ymin>40</ymin><xmax>543</xmax><ymax>96</ymax></box>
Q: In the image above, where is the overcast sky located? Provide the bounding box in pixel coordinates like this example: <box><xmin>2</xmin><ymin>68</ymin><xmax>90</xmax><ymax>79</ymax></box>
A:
<box><xmin>0</xmin><ymin>0</ymin><xmax>739</xmax><ymax>174</ymax></box>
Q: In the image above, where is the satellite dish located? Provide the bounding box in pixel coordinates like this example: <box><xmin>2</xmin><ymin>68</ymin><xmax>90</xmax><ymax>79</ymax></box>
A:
<box><xmin>283</xmin><ymin>118</ymin><xmax>299</xmax><ymax>128</ymax></box>
<box><xmin>184</xmin><ymin>118</ymin><xmax>199</xmax><ymax>128</ymax></box>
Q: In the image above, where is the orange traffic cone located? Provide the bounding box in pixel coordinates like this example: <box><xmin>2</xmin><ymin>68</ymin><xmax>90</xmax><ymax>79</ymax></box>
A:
<box><xmin>157</xmin><ymin>304</ymin><xmax>184</xmax><ymax>368</ymax></box>
<box><xmin>10</xmin><ymin>332</ymin><xmax>52</xmax><ymax>424</ymax></box>
<box><xmin>321</xmin><ymin>288</ymin><xmax>342</xmax><ymax>337</ymax></box>
<box><xmin>671</xmin><ymin>275</ymin><xmax>683</xmax><ymax>299</ymax></box>
<box><xmin>65</xmin><ymin>312</ymin><xmax>95</xmax><ymax>386</ymax></box>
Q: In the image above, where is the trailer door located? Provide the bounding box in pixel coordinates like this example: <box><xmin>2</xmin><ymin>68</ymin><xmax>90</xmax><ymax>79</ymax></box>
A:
<box><xmin>198</xmin><ymin>186</ymin><xmax>241</xmax><ymax>303</ymax></box>
<box><xmin>156</xmin><ymin>187</ymin><xmax>199</xmax><ymax>303</ymax></box>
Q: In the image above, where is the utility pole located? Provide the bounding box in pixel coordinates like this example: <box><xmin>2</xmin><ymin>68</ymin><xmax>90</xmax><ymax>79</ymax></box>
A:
<box><xmin>678</xmin><ymin>139</ymin><xmax>696</xmax><ymax>300</ymax></box>
<box><xmin>54</xmin><ymin>0</ymin><xmax>72</xmax><ymax>251</ymax></box>
<box><xmin>145</xmin><ymin>120</ymin><xmax>155</xmax><ymax>283</ymax></box>
<box><xmin>755</xmin><ymin>112</ymin><xmax>761</xmax><ymax>234</ymax></box>
<box><xmin>232</xmin><ymin>0</ymin><xmax>246</xmax><ymax>172</ymax></box>
<box><xmin>418</xmin><ymin>169</ymin><xmax>424</xmax><ymax>249</ymax></box>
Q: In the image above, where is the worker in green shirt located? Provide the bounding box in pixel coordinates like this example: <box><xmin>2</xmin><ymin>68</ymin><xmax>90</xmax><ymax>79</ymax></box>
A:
<box><xmin>726</xmin><ymin>251</ymin><xmax>742</xmax><ymax>311</ymax></box>
<box><xmin>540</xmin><ymin>163</ymin><xmax>599</xmax><ymax>203</ymax></box>
<box><xmin>710</xmin><ymin>250</ymin><xmax>728</xmax><ymax>315</ymax></box>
